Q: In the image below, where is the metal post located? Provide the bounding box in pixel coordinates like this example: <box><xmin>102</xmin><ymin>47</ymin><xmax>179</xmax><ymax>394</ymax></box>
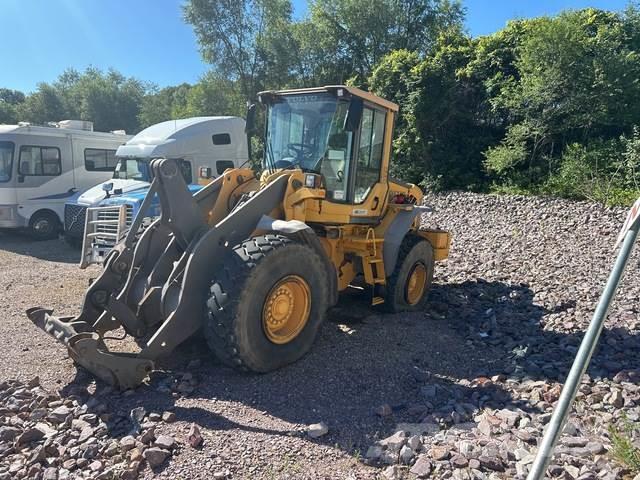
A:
<box><xmin>527</xmin><ymin>219</ymin><xmax>640</xmax><ymax>479</ymax></box>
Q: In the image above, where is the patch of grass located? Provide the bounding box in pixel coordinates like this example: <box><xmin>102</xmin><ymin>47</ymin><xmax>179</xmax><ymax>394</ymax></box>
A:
<box><xmin>609</xmin><ymin>417</ymin><xmax>640</xmax><ymax>473</ymax></box>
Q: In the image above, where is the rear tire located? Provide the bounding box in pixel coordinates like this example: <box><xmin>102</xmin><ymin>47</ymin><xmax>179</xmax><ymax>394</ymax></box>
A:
<box><xmin>29</xmin><ymin>211</ymin><xmax>60</xmax><ymax>241</ymax></box>
<box><xmin>204</xmin><ymin>234</ymin><xmax>328</xmax><ymax>372</ymax></box>
<box><xmin>382</xmin><ymin>235</ymin><xmax>434</xmax><ymax>313</ymax></box>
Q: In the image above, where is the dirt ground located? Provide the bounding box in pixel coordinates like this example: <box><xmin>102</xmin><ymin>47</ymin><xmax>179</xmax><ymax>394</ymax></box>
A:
<box><xmin>1</xmin><ymin>191</ymin><xmax>639</xmax><ymax>479</ymax></box>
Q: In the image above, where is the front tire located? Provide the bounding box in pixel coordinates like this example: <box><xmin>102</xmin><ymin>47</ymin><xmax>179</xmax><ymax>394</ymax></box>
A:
<box><xmin>29</xmin><ymin>211</ymin><xmax>60</xmax><ymax>241</ymax></box>
<box><xmin>383</xmin><ymin>235</ymin><xmax>434</xmax><ymax>313</ymax></box>
<box><xmin>205</xmin><ymin>234</ymin><xmax>328</xmax><ymax>372</ymax></box>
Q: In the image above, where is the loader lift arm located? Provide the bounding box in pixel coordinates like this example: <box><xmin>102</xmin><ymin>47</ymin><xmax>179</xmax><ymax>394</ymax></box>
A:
<box><xmin>28</xmin><ymin>158</ymin><xmax>287</xmax><ymax>389</ymax></box>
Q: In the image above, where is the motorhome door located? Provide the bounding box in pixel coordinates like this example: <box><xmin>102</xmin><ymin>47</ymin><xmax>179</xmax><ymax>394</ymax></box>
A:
<box><xmin>15</xmin><ymin>135</ymin><xmax>73</xmax><ymax>225</ymax></box>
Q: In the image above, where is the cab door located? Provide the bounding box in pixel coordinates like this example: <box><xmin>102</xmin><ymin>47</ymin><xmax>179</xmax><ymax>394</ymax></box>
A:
<box><xmin>350</xmin><ymin>106</ymin><xmax>387</xmax><ymax>205</ymax></box>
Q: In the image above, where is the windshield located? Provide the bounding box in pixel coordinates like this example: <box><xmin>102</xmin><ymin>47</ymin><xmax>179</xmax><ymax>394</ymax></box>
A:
<box><xmin>112</xmin><ymin>158</ymin><xmax>150</xmax><ymax>181</ymax></box>
<box><xmin>0</xmin><ymin>141</ymin><xmax>14</xmax><ymax>183</ymax></box>
<box><xmin>265</xmin><ymin>93</ymin><xmax>351</xmax><ymax>173</ymax></box>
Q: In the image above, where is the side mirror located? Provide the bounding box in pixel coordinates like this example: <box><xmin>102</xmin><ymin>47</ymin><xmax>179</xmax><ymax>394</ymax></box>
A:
<box><xmin>102</xmin><ymin>182</ymin><xmax>113</xmax><ymax>198</ymax></box>
<box><xmin>344</xmin><ymin>98</ymin><xmax>363</xmax><ymax>132</ymax></box>
<box><xmin>245</xmin><ymin>104</ymin><xmax>257</xmax><ymax>135</ymax></box>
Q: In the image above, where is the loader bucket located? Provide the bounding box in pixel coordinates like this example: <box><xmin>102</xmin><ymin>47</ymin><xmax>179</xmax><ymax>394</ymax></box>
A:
<box><xmin>27</xmin><ymin>307</ymin><xmax>154</xmax><ymax>389</ymax></box>
<box><xmin>26</xmin><ymin>158</ymin><xmax>289</xmax><ymax>388</ymax></box>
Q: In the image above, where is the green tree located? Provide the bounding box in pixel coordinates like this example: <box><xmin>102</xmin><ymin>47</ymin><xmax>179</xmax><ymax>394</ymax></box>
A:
<box><xmin>298</xmin><ymin>0</ymin><xmax>464</xmax><ymax>85</ymax></box>
<box><xmin>16</xmin><ymin>83</ymin><xmax>67</xmax><ymax>125</ymax></box>
<box><xmin>183</xmin><ymin>0</ymin><xmax>296</xmax><ymax>100</ymax></box>
<box><xmin>14</xmin><ymin>68</ymin><xmax>147</xmax><ymax>133</ymax></box>
<box><xmin>484</xmin><ymin>8</ymin><xmax>640</xmax><ymax>191</ymax></box>
<box><xmin>0</xmin><ymin>88</ymin><xmax>26</xmax><ymax>124</ymax></box>
<box><xmin>370</xmin><ymin>30</ymin><xmax>500</xmax><ymax>190</ymax></box>
<box><xmin>139</xmin><ymin>83</ymin><xmax>194</xmax><ymax>128</ymax></box>
<box><xmin>184</xmin><ymin>73</ymin><xmax>245</xmax><ymax>117</ymax></box>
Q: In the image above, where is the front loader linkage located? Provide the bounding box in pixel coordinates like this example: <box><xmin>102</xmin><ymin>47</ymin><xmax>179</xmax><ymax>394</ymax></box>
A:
<box><xmin>27</xmin><ymin>158</ymin><xmax>289</xmax><ymax>389</ymax></box>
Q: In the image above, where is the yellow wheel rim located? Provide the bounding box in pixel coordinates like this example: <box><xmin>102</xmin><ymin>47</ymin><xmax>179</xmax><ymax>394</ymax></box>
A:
<box><xmin>262</xmin><ymin>275</ymin><xmax>311</xmax><ymax>344</ymax></box>
<box><xmin>405</xmin><ymin>263</ymin><xmax>427</xmax><ymax>305</ymax></box>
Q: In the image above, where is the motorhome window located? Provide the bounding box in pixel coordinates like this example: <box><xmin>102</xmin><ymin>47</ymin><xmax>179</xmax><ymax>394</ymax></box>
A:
<box><xmin>0</xmin><ymin>141</ymin><xmax>14</xmax><ymax>182</ymax></box>
<box><xmin>84</xmin><ymin>149</ymin><xmax>117</xmax><ymax>172</ymax></box>
<box><xmin>212</xmin><ymin>133</ymin><xmax>231</xmax><ymax>145</ymax></box>
<box><xmin>216</xmin><ymin>160</ymin><xmax>235</xmax><ymax>174</ymax></box>
<box><xmin>19</xmin><ymin>146</ymin><xmax>61</xmax><ymax>176</ymax></box>
<box><xmin>112</xmin><ymin>158</ymin><xmax>149</xmax><ymax>181</ymax></box>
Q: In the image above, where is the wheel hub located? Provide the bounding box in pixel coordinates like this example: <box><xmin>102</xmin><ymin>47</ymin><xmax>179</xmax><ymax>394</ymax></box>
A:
<box><xmin>34</xmin><ymin>219</ymin><xmax>50</xmax><ymax>232</ymax></box>
<box><xmin>406</xmin><ymin>263</ymin><xmax>427</xmax><ymax>305</ymax></box>
<box><xmin>263</xmin><ymin>275</ymin><xmax>310</xmax><ymax>344</ymax></box>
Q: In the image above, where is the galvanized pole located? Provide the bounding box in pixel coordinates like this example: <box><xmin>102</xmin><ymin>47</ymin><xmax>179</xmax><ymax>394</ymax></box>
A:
<box><xmin>527</xmin><ymin>218</ymin><xmax>640</xmax><ymax>480</ymax></box>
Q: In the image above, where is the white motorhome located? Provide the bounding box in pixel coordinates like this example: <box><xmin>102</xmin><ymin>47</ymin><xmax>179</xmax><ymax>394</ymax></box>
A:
<box><xmin>0</xmin><ymin>121</ymin><xmax>130</xmax><ymax>239</ymax></box>
<box><xmin>63</xmin><ymin>116</ymin><xmax>249</xmax><ymax>266</ymax></box>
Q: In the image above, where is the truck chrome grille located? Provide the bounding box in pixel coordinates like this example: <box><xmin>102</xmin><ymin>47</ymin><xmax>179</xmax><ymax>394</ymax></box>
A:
<box><xmin>94</xmin><ymin>205</ymin><xmax>133</xmax><ymax>245</ymax></box>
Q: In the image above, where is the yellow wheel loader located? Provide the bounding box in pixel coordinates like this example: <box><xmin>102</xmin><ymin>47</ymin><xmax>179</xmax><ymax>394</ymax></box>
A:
<box><xmin>27</xmin><ymin>86</ymin><xmax>451</xmax><ymax>389</ymax></box>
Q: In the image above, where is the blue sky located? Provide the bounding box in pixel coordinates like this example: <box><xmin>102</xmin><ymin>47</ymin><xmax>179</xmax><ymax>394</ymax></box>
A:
<box><xmin>0</xmin><ymin>0</ymin><xmax>631</xmax><ymax>93</ymax></box>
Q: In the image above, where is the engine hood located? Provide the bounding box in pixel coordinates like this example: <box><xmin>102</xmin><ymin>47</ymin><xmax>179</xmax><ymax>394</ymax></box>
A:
<box><xmin>75</xmin><ymin>179</ymin><xmax>149</xmax><ymax>206</ymax></box>
<box><xmin>98</xmin><ymin>183</ymin><xmax>202</xmax><ymax>207</ymax></box>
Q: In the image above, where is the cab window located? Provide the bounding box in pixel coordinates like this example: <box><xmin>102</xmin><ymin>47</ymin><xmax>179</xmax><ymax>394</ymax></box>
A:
<box><xmin>19</xmin><ymin>146</ymin><xmax>61</xmax><ymax>176</ymax></box>
<box><xmin>178</xmin><ymin>160</ymin><xmax>193</xmax><ymax>183</ymax></box>
<box><xmin>85</xmin><ymin>148</ymin><xmax>117</xmax><ymax>172</ymax></box>
<box><xmin>353</xmin><ymin>107</ymin><xmax>385</xmax><ymax>203</ymax></box>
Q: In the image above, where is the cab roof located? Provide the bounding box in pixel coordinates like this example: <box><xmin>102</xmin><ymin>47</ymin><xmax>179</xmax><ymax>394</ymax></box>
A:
<box><xmin>258</xmin><ymin>85</ymin><xmax>399</xmax><ymax>112</ymax></box>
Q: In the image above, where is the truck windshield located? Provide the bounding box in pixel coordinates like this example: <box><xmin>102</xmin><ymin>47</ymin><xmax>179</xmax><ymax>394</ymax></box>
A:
<box><xmin>0</xmin><ymin>141</ymin><xmax>14</xmax><ymax>183</ymax></box>
<box><xmin>112</xmin><ymin>158</ymin><xmax>150</xmax><ymax>181</ymax></box>
<box><xmin>264</xmin><ymin>93</ymin><xmax>352</xmax><ymax>179</ymax></box>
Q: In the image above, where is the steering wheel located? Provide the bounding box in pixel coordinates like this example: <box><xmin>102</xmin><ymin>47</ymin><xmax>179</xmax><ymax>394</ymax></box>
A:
<box><xmin>286</xmin><ymin>143</ymin><xmax>314</xmax><ymax>162</ymax></box>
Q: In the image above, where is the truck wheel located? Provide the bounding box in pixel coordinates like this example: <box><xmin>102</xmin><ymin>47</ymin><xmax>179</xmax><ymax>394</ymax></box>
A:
<box><xmin>29</xmin><ymin>211</ymin><xmax>60</xmax><ymax>241</ymax></box>
<box><xmin>382</xmin><ymin>235</ymin><xmax>434</xmax><ymax>313</ymax></box>
<box><xmin>205</xmin><ymin>234</ymin><xmax>328</xmax><ymax>372</ymax></box>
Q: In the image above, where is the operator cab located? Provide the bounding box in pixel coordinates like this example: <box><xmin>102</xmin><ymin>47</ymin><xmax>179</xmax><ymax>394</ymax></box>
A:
<box><xmin>258</xmin><ymin>86</ymin><xmax>396</xmax><ymax>207</ymax></box>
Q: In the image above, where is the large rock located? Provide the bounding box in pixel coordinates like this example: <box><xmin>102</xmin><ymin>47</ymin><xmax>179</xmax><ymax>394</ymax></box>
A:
<box><xmin>399</xmin><ymin>445</ymin><xmax>414</xmax><ymax>464</ymax></box>
<box><xmin>479</xmin><ymin>454</ymin><xmax>505</xmax><ymax>471</ymax></box>
<box><xmin>428</xmin><ymin>445</ymin><xmax>450</xmax><ymax>461</ymax></box>
<box><xmin>409</xmin><ymin>456</ymin><xmax>432</xmax><ymax>478</ymax></box>
<box><xmin>0</xmin><ymin>426</ymin><xmax>20</xmax><ymax>442</ymax></box>
<box><xmin>143</xmin><ymin>447</ymin><xmax>170</xmax><ymax>468</ymax></box>
<box><xmin>365</xmin><ymin>445</ymin><xmax>383</xmax><ymax>460</ymax></box>
<box><xmin>382</xmin><ymin>465</ymin><xmax>401</xmax><ymax>480</ymax></box>
<box><xmin>154</xmin><ymin>435</ymin><xmax>175</xmax><ymax>450</ymax></box>
<box><xmin>379</xmin><ymin>431</ymin><xmax>406</xmax><ymax>453</ymax></box>
<box><xmin>15</xmin><ymin>427</ymin><xmax>45</xmax><ymax>446</ymax></box>
<box><xmin>48</xmin><ymin>406</ymin><xmax>72</xmax><ymax>423</ymax></box>
<box><xmin>120</xmin><ymin>435</ymin><xmax>136</xmax><ymax>452</ymax></box>
<box><xmin>307</xmin><ymin>422</ymin><xmax>329</xmax><ymax>439</ymax></box>
<box><xmin>187</xmin><ymin>424</ymin><xmax>203</xmax><ymax>448</ymax></box>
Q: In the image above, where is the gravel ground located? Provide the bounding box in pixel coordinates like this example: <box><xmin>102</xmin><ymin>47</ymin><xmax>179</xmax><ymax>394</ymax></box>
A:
<box><xmin>0</xmin><ymin>192</ymin><xmax>639</xmax><ymax>480</ymax></box>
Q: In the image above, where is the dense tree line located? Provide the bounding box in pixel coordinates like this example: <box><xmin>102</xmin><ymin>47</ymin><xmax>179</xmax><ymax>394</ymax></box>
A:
<box><xmin>371</xmin><ymin>6</ymin><xmax>640</xmax><ymax>205</ymax></box>
<box><xmin>1</xmin><ymin>1</ymin><xmax>639</xmax><ymax>204</ymax></box>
